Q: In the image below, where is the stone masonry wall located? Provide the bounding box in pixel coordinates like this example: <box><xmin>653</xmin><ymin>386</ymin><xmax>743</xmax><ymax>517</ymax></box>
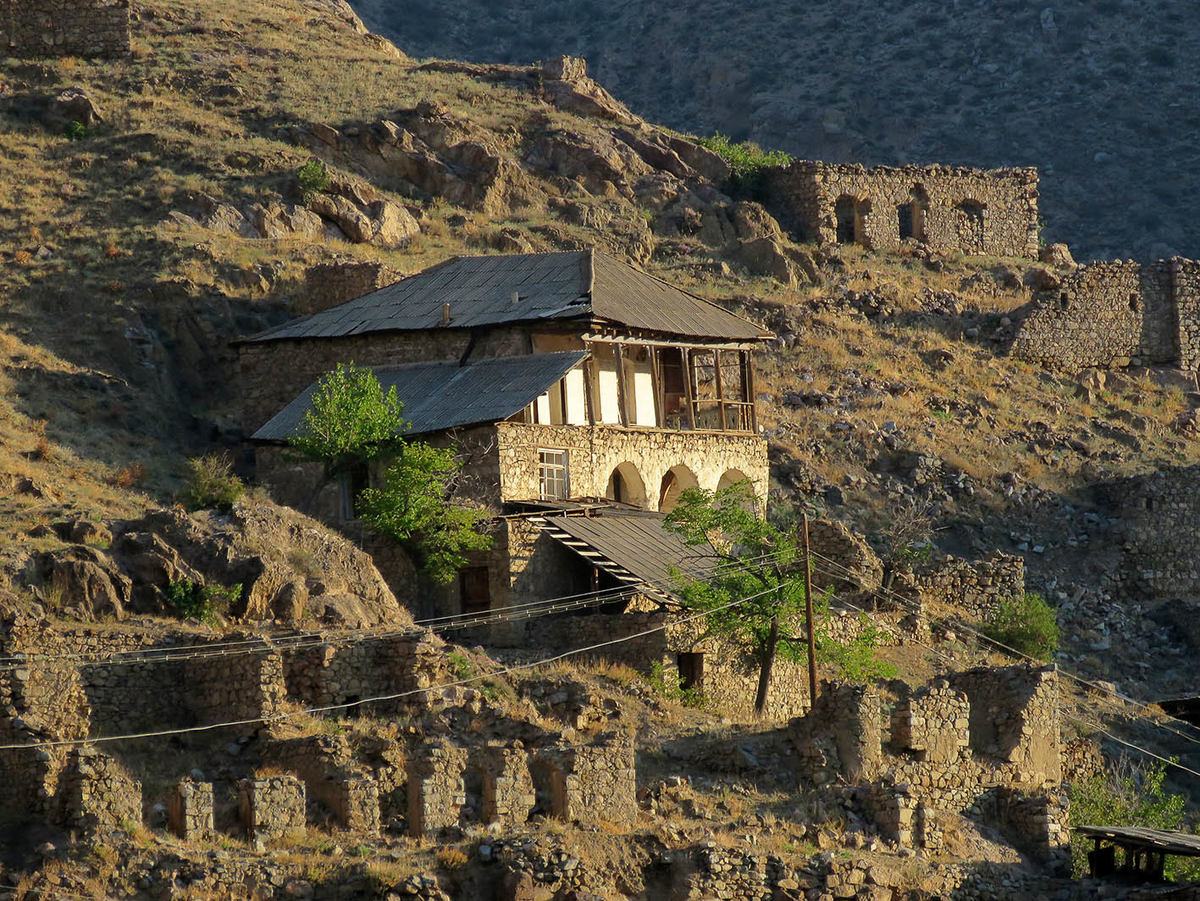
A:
<box><xmin>766</xmin><ymin>161</ymin><xmax>1039</xmax><ymax>259</ymax></box>
<box><xmin>262</xmin><ymin>734</ymin><xmax>380</xmax><ymax>834</ymax></box>
<box><xmin>1010</xmin><ymin>259</ymin><xmax>1178</xmax><ymax>370</ymax></box>
<box><xmin>185</xmin><ymin>636</ymin><xmax>286</xmax><ymax>737</ymax></box>
<box><xmin>168</xmin><ymin>778</ymin><xmax>214</xmax><ymax>842</ymax></box>
<box><xmin>238</xmin><ymin>774</ymin><xmax>306</xmax><ymax>841</ymax></box>
<box><xmin>790</xmin><ymin>665</ymin><xmax>1062</xmax><ymax>854</ymax></box>
<box><xmin>539</xmin><ymin>729</ymin><xmax>636</xmax><ymax>827</ymax></box>
<box><xmin>496</xmin><ymin>422</ymin><xmax>768</xmax><ymax>508</ymax></box>
<box><xmin>0</xmin><ymin>0</ymin><xmax>130</xmax><ymax>58</ymax></box>
<box><xmin>407</xmin><ymin>739</ymin><xmax>467</xmax><ymax>836</ymax></box>
<box><xmin>911</xmin><ymin>551</ymin><xmax>1025</xmax><ymax>620</ymax></box>
<box><xmin>301</xmin><ymin>259</ymin><xmax>400</xmax><ymax>315</ymax></box>
<box><xmin>57</xmin><ymin>746</ymin><xmax>142</xmax><ymax>833</ymax></box>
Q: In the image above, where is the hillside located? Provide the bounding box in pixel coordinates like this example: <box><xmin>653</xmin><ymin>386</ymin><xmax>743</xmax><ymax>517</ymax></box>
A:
<box><xmin>2</xmin><ymin>0</ymin><xmax>1200</xmax><ymax>896</ymax></box>
<box><xmin>351</xmin><ymin>0</ymin><xmax>1200</xmax><ymax>263</ymax></box>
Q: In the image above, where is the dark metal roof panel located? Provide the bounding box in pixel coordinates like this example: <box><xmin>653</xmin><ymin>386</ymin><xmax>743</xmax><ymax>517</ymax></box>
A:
<box><xmin>242</xmin><ymin>249</ymin><xmax>771</xmax><ymax>344</ymax></box>
<box><xmin>251</xmin><ymin>351</ymin><xmax>588</xmax><ymax>442</ymax></box>
<box><xmin>1076</xmin><ymin>825</ymin><xmax>1200</xmax><ymax>856</ymax></box>
<box><xmin>542</xmin><ymin>512</ymin><xmax>717</xmax><ymax>589</ymax></box>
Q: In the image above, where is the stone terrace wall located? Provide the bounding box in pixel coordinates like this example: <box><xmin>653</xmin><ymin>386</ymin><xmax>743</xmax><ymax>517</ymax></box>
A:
<box><xmin>912</xmin><ymin>551</ymin><xmax>1025</xmax><ymax>620</ymax></box>
<box><xmin>1102</xmin><ymin>464</ymin><xmax>1200</xmax><ymax>598</ymax></box>
<box><xmin>0</xmin><ymin>0</ymin><xmax>130</xmax><ymax>58</ymax></box>
<box><xmin>57</xmin><ymin>746</ymin><xmax>142</xmax><ymax>833</ymax></box>
<box><xmin>540</xmin><ymin>730</ymin><xmax>636</xmax><ymax>827</ymax></box>
<box><xmin>262</xmin><ymin>734</ymin><xmax>379</xmax><ymax>833</ymax></box>
<box><xmin>1010</xmin><ymin>259</ymin><xmax>1178</xmax><ymax>370</ymax></box>
<box><xmin>766</xmin><ymin>161</ymin><xmax>1039</xmax><ymax>258</ymax></box>
<box><xmin>238</xmin><ymin>326</ymin><xmax>526</xmax><ymax>434</ymax></box>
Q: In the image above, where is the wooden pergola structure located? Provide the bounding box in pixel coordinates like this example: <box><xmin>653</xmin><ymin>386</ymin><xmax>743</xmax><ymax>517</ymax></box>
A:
<box><xmin>1077</xmin><ymin>825</ymin><xmax>1200</xmax><ymax>882</ymax></box>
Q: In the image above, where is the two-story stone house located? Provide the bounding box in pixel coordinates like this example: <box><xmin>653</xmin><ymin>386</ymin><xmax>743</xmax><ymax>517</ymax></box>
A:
<box><xmin>240</xmin><ymin>247</ymin><xmax>770</xmax><ymax>631</ymax></box>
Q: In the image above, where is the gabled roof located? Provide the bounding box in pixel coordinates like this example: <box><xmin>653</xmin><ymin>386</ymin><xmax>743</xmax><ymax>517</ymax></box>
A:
<box><xmin>533</xmin><ymin>509</ymin><xmax>717</xmax><ymax>600</ymax></box>
<box><xmin>243</xmin><ymin>248</ymin><xmax>770</xmax><ymax>343</ymax></box>
<box><xmin>251</xmin><ymin>351</ymin><xmax>587</xmax><ymax>442</ymax></box>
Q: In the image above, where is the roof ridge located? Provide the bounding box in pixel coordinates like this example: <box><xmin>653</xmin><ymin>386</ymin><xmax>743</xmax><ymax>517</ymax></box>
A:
<box><xmin>591</xmin><ymin>247</ymin><xmax>771</xmax><ymax>339</ymax></box>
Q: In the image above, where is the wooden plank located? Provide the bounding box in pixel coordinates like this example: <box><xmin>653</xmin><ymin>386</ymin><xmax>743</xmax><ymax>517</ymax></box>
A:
<box><xmin>713</xmin><ymin>349</ymin><xmax>728</xmax><ymax>431</ymax></box>
<box><xmin>682</xmin><ymin>348</ymin><xmax>696</xmax><ymax>430</ymax></box>
<box><xmin>651</xmin><ymin>346</ymin><xmax>664</xmax><ymax>428</ymax></box>
<box><xmin>614</xmin><ymin>344</ymin><xmax>629</xmax><ymax>427</ymax></box>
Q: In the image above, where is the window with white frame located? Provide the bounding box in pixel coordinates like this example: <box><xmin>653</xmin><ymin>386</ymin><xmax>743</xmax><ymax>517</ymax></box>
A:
<box><xmin>538</xmin><ymin>449</ymin><xmax>568</xmax><ymax>500</ymax></box>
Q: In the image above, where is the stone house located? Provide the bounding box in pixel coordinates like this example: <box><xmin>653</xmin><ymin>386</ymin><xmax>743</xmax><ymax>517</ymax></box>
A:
<box><xmin>767</xmin><ymin>161</ymin><xmax>1040</xmax><ymax>259</ymax></box>
<box><xmin>239</xmin><ymin>248</ymin><xmax>788</xmax><ymax>708</ymax></box>
<box><xmin>1</xmin><ymin>0</ymin><xmax>131</xmax><ymax>58</ymax></box>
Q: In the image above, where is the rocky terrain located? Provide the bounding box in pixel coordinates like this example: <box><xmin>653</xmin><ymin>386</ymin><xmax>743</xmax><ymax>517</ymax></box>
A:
<box><xmin>2</xmin><ymin>0</ymin><xmax>1200</xmax><ymax>897</ymax></box>
<box><xmin>351</xmin><ymin>0</ymin><xmax>1200</xmax><ymax>263</ymax></box>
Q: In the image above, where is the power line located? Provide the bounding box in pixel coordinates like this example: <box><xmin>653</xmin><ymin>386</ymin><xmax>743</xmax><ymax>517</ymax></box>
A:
<box><xmin>0</xmin><ymin>581</ymin><xmax>785</xmax><ymax>752</ymax></box>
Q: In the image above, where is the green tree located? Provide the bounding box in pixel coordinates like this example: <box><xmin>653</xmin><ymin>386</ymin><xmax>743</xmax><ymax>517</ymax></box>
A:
<box><xmin>357</xmin><ymin>442</ymin><xmax>492</xmax><ymax>584</ymax></box>
<box><xmin>287</xmin><ymin>362</ymin><xmax>491</xmax><ymax>583</ymax></box>
<box><xmin>665</xmin><ymin>482</ymin><xmax>893</xmax><ymax>716</ymax></box>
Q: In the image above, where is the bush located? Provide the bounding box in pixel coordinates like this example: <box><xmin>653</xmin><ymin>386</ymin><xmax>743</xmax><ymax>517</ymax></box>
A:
<box><xmin>296</xmin><ymin>158</ymin><xmax>331</xmax><ymax>201</ymax></box>
<box><xmin>181</xmin><ymin>454</ymin><xmax>244</xmax><ymax>512</ymax></box>
<box><xmin>1069</xmin><ymin>758</ymin><xmax>1199</xmax><ymax>880</ymax></box>
<box><xmin>166</xmin><ymin>578</ymin><xmax>241</xmax><ymax>625</ymax></box>
<box><xmin>693</xmin><ymin>132</ymin><xmax>793</xmax><ymax>200</ymax></box>
<box><xmin>981</xmin><ymin>591</ymin><xmax>1060</xmax><ymax>661</ymax></box>
<box><xmin>64</xmin><ymin>121</ymin><xmax>90</xmax><ymax>141</ymax></box>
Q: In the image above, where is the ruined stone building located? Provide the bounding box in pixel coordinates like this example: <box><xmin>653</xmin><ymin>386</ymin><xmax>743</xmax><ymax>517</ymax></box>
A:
<box><xmin>1011</xmin><ymin>257</ymin><xmax>1200</xmax><ymax>371</ymax></box>
<box><xmin>1</xmin><ymin>0</ymin><xmax>131</xmax><ymax>57</ymax></box>
<box><xmin>766</xmin><ymin>161</ymin><xmax>1040</xmax><ymax>259</ymax></box>
<box><xmin>239</xmin><ymin>248</ymin><xmax>792</xmax><ymax>713</ymax></box>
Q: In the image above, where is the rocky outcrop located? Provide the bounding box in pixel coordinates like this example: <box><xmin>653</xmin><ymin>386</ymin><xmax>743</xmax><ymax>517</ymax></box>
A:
<box><xmin>30</xmin><ymin>501</ymin><xmax>409</xmax><ymax>628</ymax></box>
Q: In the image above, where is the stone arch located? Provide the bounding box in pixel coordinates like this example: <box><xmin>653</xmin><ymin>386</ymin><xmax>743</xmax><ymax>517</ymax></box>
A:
<box><xmin>658</xmin><ymin>465</ymin><xmax>699</xmax><ymax>513</ymax></box>
<box><xmin>605</xmin><ymin>462</ymin><xmax>647</xmax><ymax>508</ymax></box>
<box><xmin>955</xmin><ymin>199</ymin><xmax>986</xmax><ymax>254</ymax></box>
<box><xmin>717</xmin><ymin>469</ymin><xmax>751</xmax><ymax>492</ymax></box>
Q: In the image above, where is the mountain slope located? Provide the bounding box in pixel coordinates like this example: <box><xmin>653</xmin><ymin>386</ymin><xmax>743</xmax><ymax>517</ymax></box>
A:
<box><xmin>351</xmin><ymin>0</ymin><xmax>1200</xmax><ymax>263</ymax></box>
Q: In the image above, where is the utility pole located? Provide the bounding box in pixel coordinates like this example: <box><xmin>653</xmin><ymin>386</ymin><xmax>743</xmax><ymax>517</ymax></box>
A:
<box><xmin>802</xmin><ymin>513</ymin><xmax>818</xmax><ymax>703</ymax></box>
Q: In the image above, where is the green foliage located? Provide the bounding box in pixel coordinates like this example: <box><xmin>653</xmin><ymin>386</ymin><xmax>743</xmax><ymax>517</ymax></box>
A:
<box><xmin>288</xmin><ymin>362</ymin><xmax>406</xmax><ymax>482</ymax></box>
<box><xmin>64</xmin><ymin>121</ymin><xmax>90</xmax><ymax>142</ymax></box>
<box><xmin>646</xmin><ymin>660</ymin><xmax>707</xmax><ymax>708</ymax></box>
<box><xmin>981</xmin><ymin>591</ymin><xmax>1060</xmax><ymax>662</ymax></box>
<box><xmin>181</xmin><ymin>453</ymin><xmax>245</xmax><ymax>512</ymax></box>
<box><xmin>356</xmin><ymin>442</ymin><xmax>492</xmax><ymax>584</ymax></box>
<box><xmin>447</xmin><ymin>650</ymin><xmax>474</xmax><ymax>681</ymax></box>
<box><xmin>287</xmin><ymin>362</ymin><xmax>491</xmax><ymax>583</ymax></box>
<box><xmin>1069</xmin><ymin>758</ymin><xmax>1199</xmax><ymax>880</ymax></box>
<box><xmin>297</xmin><ymin>158</ymin><xmax>331</xmax><ymax>201</ymax></box>
<box><xmin>166</xmin><ymin>578</ymin><xmax>241</xmax><ymax>625</ymax></box>
<box><xmin>665</xmin><ymin>481</ymin><xmax>894</xmax><ymax>714</ymax></box>
<box><xmin>693</xmin><ymin>132</ymin><xmax>793</xmax><ymax>199</ymax></box>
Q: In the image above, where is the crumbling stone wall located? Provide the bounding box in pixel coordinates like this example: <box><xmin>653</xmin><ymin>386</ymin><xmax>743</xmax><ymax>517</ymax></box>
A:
<box><xmin>766</xmin><ymin>161</ymin><xmax>1039</xmax><ymax>259</ymax></box>
<box><xmin>407</xmin><ymin>739</ymin><xmax>467</xmax><ymax>836</ymax></box>
<box><xmin>58</xmin><ymin>746</ymin><xmax>142</xmax><ymax>832</ymax></box>
<box><xmin>911</xmin><ymin>551</ymin><xmax>1025</xmax><ymax>620</ymax></box>
<box><xmin>0</xmin><ymin>0</ymin><xmax>130</xmax><ymax>58</ymax></box>
<box><xmin>302</xmin><ymin>259</ymin><xmax>399</xmax><ymax>315</ymax></box>
<box><xmin>478</xmin><ymin>742</ymin><xmax>536</xmax><ymax>827</ymax></box>
<box><xmin>238</xmin><ymin>774</ymin><xmax>306</xmax><ymax>841</ymax></box>
<box><xmin>168</xmin><ymin>778</ymin><xmax>214</xmax><ymax>842</ymax></box>
<box><xmin>539</xmin><ymin>729</ymin><xmax>636</xmax><ymax>827</ymax></box>
<box><xmin>1103</xmin><ymin>464</ymin><xmax>1200</xmax><ymax>599</ymax></box>
<box><xmin>262</xmin><ymin>733</ymin><xmax>380</xmax><ymax>834</ymax></box>
<box><xmin>790</xmin><ymin>665</ymin><xmax>1062</xmax><ymax>853</ymax></box>
<box><xmin>806</xmin><ymin>519</ymin><xmax>883</xmax><ymax>593</ymax></box>
<box><xmin>185</xmin><ymin>636</ymin><xmax>286</xmax><ymax>737</ymax></box>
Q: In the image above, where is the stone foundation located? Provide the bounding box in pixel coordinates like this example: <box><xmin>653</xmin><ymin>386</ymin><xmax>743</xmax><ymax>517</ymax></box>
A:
<box><xmin>407</xmin><ymin>740</ymin><xmax>468</xmax><ymax>836</ymax></box>
<box><xmin>58</xmin><ymin>746</ymin><xmax>141</xmax><ymax>833</ymax></box>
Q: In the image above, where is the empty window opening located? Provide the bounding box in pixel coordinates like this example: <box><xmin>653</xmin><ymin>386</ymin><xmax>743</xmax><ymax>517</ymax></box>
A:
<box><xmin>658</xmin><ymin>464</ymin><xmax>699</xmax><ymax>513</ymax></box>
<box><xmin>459</xmin><ymin>565</ymin><xmax>491</xmax><ymax>615</ymax></box>
<box><xmin>897</xmin><ymin>203</ymin><xmax>914</xmax><ymax>240</ymax></box>
<box><xmin>1059</xmin><ymin>292</ymin><xmax>1070</xmax><ymax>311</ymax></box>
<box><xmin>955</xmin><ymin>199</ymin><xmax>985</xmax><ymax>254</ymax></box>
<box><xmin>678</xmin><ymin>652</ymin><xmax>704</xmax><ymax>691</ymax></box>
<box><xmin>538</xmin><ymin>449</ymin><xmax>568</xmax><ymax>500</ymax></box>
<box><xmin>605</xmin><ymin>462</ymin><xmax>647</xmax><ymax>508</ymax></box>
<box><xmin>1129</xmin><ymin>293</ymin><xmax>1140</xmax><ymax>313</ymax></box>
<box><xmin>903</xmin><ymin>185</ymin><xmax>929</xmax><ymax>243</ymax></box>
<box><xmin>835</xmin><ymin>195</ymin><xmax>857</xmax><ymax>244</ymax></box>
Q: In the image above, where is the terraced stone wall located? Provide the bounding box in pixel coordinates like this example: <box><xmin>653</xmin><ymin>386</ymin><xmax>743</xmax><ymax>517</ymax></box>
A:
<box><xmin>0</xmin><ymin>0</ymin><xmax>130</xmax><ymax>58</ymax></box>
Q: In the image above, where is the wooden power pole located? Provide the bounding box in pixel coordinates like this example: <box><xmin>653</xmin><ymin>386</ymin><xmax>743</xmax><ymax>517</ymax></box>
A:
<box><xmin>802</xmin><ymin>513</ymin><xmax>818</xmax><ymax>703</ymax></box>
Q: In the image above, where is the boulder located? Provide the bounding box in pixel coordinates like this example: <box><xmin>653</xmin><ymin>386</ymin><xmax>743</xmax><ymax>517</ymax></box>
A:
<box><xmin>42</xmin><ymin>87</ymin><xmax>103</xmax><ymax>130</ymax></box>
<box><xmin>41</xmin><ymin>547</ymin><xmax>129</xmax><ymax>620</ymax></box>
<box><xmin>1038</xmin><ymin>243</ymin><xmax>1076</xmax><ymax>269</ymax></box>
<box><xmin>734</xmin><ymin>237</ymin><xmax>798</xmax><ymax>286</ymax></box>
<box><xmin>539</xmin><ymin>56</ymin><xmax>641</xmax><ymax>126</ymax></box>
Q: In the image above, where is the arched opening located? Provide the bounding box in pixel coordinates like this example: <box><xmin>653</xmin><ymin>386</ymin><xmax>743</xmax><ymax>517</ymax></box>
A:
<box><xmin>658</xmin><ymin>465</ymin><xmax>699</xmax><ymax>513</ymax></box>
<box><xmin>955</xmin><ymin>199</ymin><xmax>985</xmax><ymax>254</ymax></box>
<box><xmin>835</xmin><ymin>195</ymin><xmax>857</xmax><ymax>244</ymax></box>
<box><xmin>605</xmin><ymin>462</ymin><xmax>647</xmax><ymax>508</ymax></box>
<box><xmin>717</xmin><ymin>469</ymin><xmax>751</xmax><ymax>492</ymax></box>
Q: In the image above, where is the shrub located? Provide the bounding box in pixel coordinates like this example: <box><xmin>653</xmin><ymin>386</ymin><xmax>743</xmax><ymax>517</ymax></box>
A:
<box><xmin>64</xmin><ymin>121</ymin><xmax>89</xmax><ymax>141</ymax></box>
<box><xmin>693</xmin><ymin>132</ymin><xmax>793</xmax><ymax>199</ymax></box>
<box><xmin>981</xmin><ymin>591</ymin><xmax>1060</xmax><ymax>661</ymax></box>
<box><xmin>181</xmin><ymin>453</ymin><xmax>244</xmax><ymax>512</ymax></box>
<box><xmin>166</xmin><ymin>578</ymin><xmax>241</xmax><ymax>625</ymax></box>
<box><xmin>297</xmin><ymin>159</ymin><xmax>331</xmax><ymax>201</ymax></box>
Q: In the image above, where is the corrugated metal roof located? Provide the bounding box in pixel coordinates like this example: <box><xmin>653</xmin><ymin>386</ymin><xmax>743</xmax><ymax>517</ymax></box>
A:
<box><xmin>536</xmin><ymin>510</ymin><xmax>717</xmax><ymax>592</ymax></box>
<box><xmin>1076</xmin><ymin>825</ymin><xmax>1200</xmax><ymax>856</ymax></box>
<box><xmin>243</xmin><ymin>249</ymin><xmax>770</xmax><ymax>344</ymax></box>
<box><xmin>251</xmin><ymin>351</ymin><xmax>587</xmax><ymax>442</ymax></box>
